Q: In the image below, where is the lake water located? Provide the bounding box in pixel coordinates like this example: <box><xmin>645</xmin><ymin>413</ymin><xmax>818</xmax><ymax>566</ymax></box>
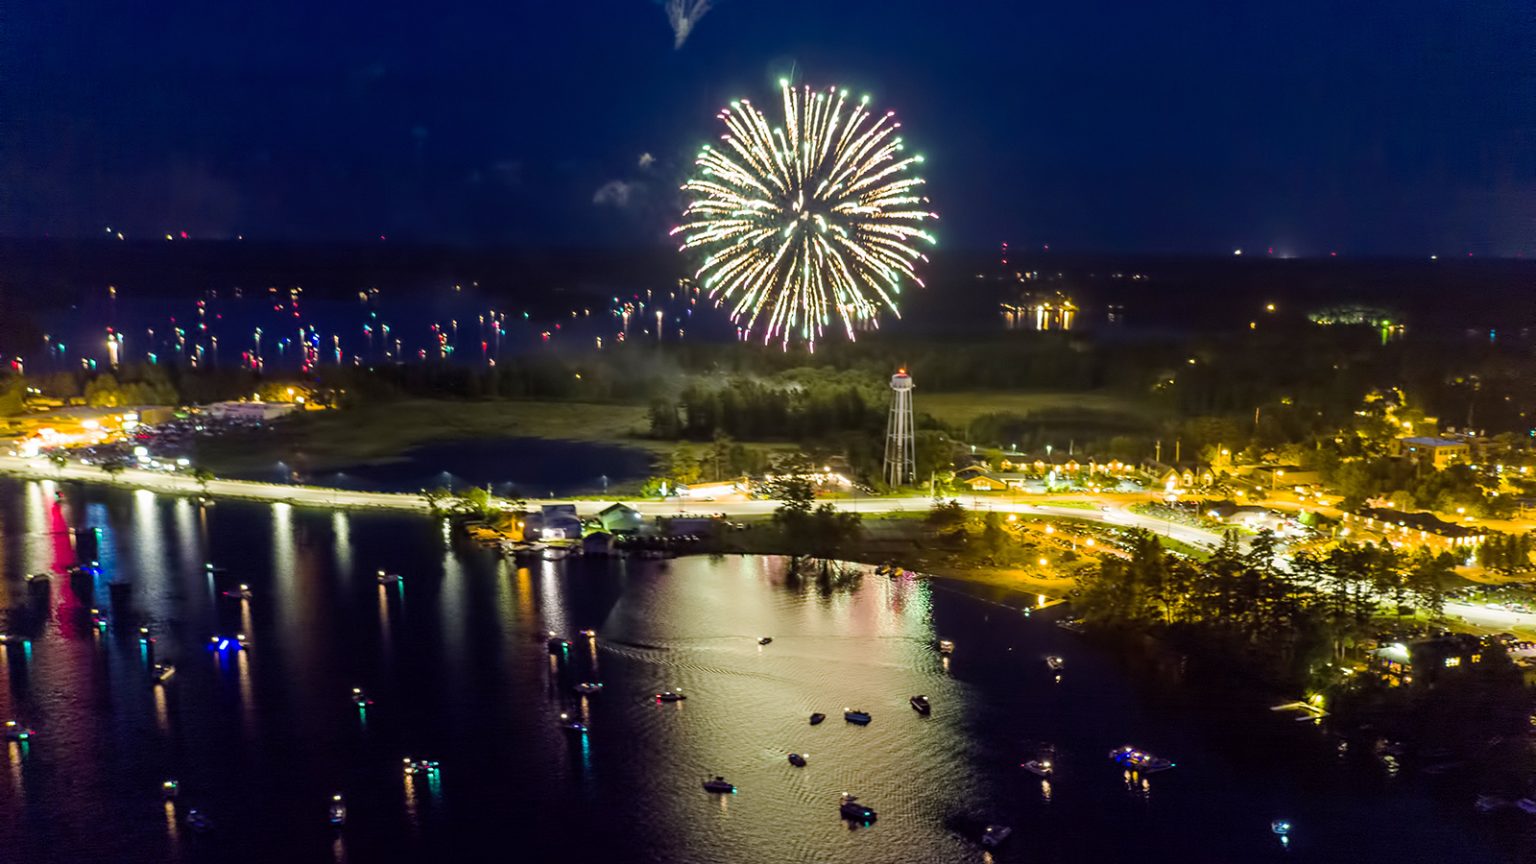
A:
<box><xmin>0</xmin><ymin>477</ymin><xmax>1521</xmax><ymax>863</ymax></box>
<box><xmin>233</xmin><ymin>437</ymin><xmax>654</xmax><ymax>497</ymax></box>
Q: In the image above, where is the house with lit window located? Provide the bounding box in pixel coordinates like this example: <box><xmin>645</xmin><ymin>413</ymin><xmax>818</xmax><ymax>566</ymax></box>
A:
<box><xmin>1396</xmin><ymin>436</ymin><xmax>1471</xmax><ymax>470</ymax></box>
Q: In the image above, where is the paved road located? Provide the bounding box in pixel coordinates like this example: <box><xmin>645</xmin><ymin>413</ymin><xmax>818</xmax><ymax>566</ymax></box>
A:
<box><xmin>0</xmin><ymin>456</ymin><xmax>1221</xmax><ymax>547</ymax></box>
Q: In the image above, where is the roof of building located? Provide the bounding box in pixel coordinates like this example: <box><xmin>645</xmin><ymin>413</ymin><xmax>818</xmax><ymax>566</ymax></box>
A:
<box><xmin>1400</xmin><ymin>436</ymin><xmax>1468</xmax><ymax>448</ymax></box>
<box><xmin>598</xmin><ymin>502</ymin><xmax>640</xmax><ymax>516</ymax></box>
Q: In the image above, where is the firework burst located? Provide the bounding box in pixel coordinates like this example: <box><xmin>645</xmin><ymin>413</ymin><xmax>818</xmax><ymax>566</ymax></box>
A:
<box><xmin>672</xmin><ymin>80</ymin><xmax>937</xmax><ymax>350</ymax></box>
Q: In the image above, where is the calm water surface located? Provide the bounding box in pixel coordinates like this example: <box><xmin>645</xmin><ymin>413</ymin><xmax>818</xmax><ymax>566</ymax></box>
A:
<box><xmin>0</xmin><ymin>478</ymin><xmax>1520</xmax><ymax>863</ymax></box>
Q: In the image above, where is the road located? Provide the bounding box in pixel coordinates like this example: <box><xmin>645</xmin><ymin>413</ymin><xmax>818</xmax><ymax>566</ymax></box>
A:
<box><xmin>0</xmin><ymin>456</ymin><xmax>1219</xmax><ymax>547</ymax></box>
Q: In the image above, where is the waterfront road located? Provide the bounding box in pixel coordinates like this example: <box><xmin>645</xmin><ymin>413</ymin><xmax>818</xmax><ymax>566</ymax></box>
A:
<box><xmin>0</xmin><ymin>456</ymin><xmax>1220</xmax><ymax>549</ymax></box>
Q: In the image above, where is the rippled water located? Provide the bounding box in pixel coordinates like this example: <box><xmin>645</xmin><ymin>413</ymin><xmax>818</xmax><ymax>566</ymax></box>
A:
<box><xmin>0</xmin><ymin>478</ymin><xmax>1518</xmax><ymax>863</ymax></box>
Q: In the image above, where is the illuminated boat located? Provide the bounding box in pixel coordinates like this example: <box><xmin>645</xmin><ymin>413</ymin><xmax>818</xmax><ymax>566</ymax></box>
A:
<box><xmin>559</xmin><ymin>713</ymin><xmax>588</xmax><ymax>735</ymax></box>
<box><xmin>843</xmin><ymin>709</ymin><xmax>872</xmax><ymax>725</ymax></box>
<box><xmin>350</xmin><ymin>687</ymin><xmax>374</xmax><ymax>707</ymax></box>
<box><xmin>1109</xmin><ymin>745</ymin><xmax>1174</xmax><ymax>773</ymax></box>
<box><xmin>574</xmin><ymin>682</ymin><xmax>604</xmax><ymax>695</ymax></box>
<box><xmin>758</xmin><ymin>636</ymin><xmax>773</xmax><ymax>645</ymax></box>
<box><xmin>221</xmin><ymin>584</ymin><xmax>253</xmax><ymax>600</ymax></box>
<box><xmin>152</xmin><ymin>663</ymin><xmax>176</xmax><ymax>684</ymax></box>
<box><xmin>402</xmin><ymin>758</ymin><xmax>440</xmax><ymax>776</ymax></box>
<box><xmin>1022</xmin><ymin>758</ymin><xmax>1054</xmax><ymax>777</ymax></box>
<box><xmin>185</xmin><ymin>809</ymin><xmax>213</xmax><ymax>831</ymax></box>
<box><xmin>577</xmin><ymin>628</ymin><xmax>597</xmax><ymax>639</ymax></box>
<box><xmin>375</xmin><ymin>570</ymin><xmax>402</xmax><ymax>585</ymax></box>
<box><xmin>3</xmin><ymin>720</ymin><xmax>33</xmax><ymax>742</ymax></box>
<box><xmin>161</xmin><ymin>779</ymin><xmax>179</xmax><ymax>799</ymax></box>
<box><xmin>981</xmin><ymin>825</ymin><xmax>1013</xmax><ymax>848</ymax></box>
<box><xmin>656</xmin><ymin>690</ymin><xmax>686</xmax><ymax>702</ymax></box>
<box><xmin>839</xmin><ymin>793</ymin><xmax>876</xmax><ymax>822</ymax></box>
<box><xmin>909</xmin><ymin>695</ymin><xmax>931</xmax><ymax>715</ymax></box>
<box><xmin>937</xmin><ymin>639</ymin><xmax>955</xmax><ymax>654</ymax></box>
<box><xmin>702</xmin><ymin>776</ymin><xmax>736</xmax><ymax>793</ymax></box>
<box><xmin>1046</xmin><ymin>656</ymin><xmax>1065</xmax><ymax>671</ymax></box>
<box><xmin>328</xmin><ymin>794</ymin><xmax>347</xmax><ymax>827</ymax></box>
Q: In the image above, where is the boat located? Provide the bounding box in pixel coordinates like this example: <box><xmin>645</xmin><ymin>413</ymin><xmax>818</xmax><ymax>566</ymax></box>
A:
<box><xmin>1270</xmin><ymin>819</ymin><xmax>1292</xmax><ymax>837</ymax></box>
<box><xmin>1109</xmin><ymin>745</ymin><xmax>1175</xmax><ymax>773</ymax></box>
<box><xmin>839</xmin><ymin>793</ymin><xmax>876</xmax><ymax>822</ymax></box>
<box><xmin>843</xmin><ymin>709</ymin><xmax>872</xmax><ymax>725</ymax></box>
<box><xmin>1046</xmin><ymin>655</ymin><xmax>1065</xmax><ymax>671</ymax></box>
<box><xmin>656</xmin><ymin>691</ymin><xmax>686</xmax><ymax>702</ymax></box>
<box><xmin>208</xmin><ymin>634</ymin><xmax>244</xmax><ymax>652</ymax></box>
<box><xmin>547</xmin><ymin>634</ymin><xmax>571</xmax><ymax>653</ymax></box>
<box><xmin>981</xmin><ymin>824</ymin><xmax>1013</xmax><ymax>848</ymax></box>
<box><xmin>185</xmin><ymin>809</ymin><xmax>214</xmax><ymax>831</ymax></box>
<box><xmin>1476</xmin><ymin>794</ymin><xmax>1512</xmax><ymax>813</ymax></box>
<box><xmin>161</xmin><ymin>779</ymin><xmax>179</xmax><ymax>799</ymax></box>
<box><xmin>936</xmin><ymin>639</ymin><xmax>955</xmax><ymax>654</ymax></box>
<box><xmin>350</xmin><ymin>687</ymin><xmax>374</xmax><ymax>707</ymax></box>
<box><xmin>375</xmin><ymin>570</ymin><xmax>402</xmax><ymax>585</ymax></box>
<box><xmin>1056</xmin><ymin>617</ymin><xmax>1086</xmax><ymax>633</ymax></box>
<box><xmin>221</xmin><ymin>583</ymin><xmax>254</xmax><ymax>600</ymax></box>
<box><xmin>1022</xmin><ymin>758</ymin><xmax>1054</xmax><ymax>777</ymax></box>
<box><xmin>328</xmin><ymin>793</ymin><xmax>347</xmax><ymax>827</ymax></box>
<box><xmin>3</xmin><ymin>720</ymin><xmax>33</xmax><ymax>742</ymax></box>
<box><xmin>702</xmin><ymin>775</ymin><xmax>736</xmax><ymax>793</ymax></box>
<box><xmin>578</xmin><ymin>628</ymin><xmax>597</xmax><ymax>639</ymax></box>
<box><xmin>0</xmin><ymin>633</ymin><xmax>27</xmax><ymax>646</ymax></box>
<box><xmin>24</xmin><ymin>572</ymin><xmax>51</xmax><ymax>585</ymax></box>
<box><xmin>788</xmin><ymin>753</ymin><xmax>807</xmax><ymax>767</ymax></box>
<box><xmin>152</xmin><ymin>663</ymin><xmax>176</xmax><ymax>684</ymax></box>
<box><xmin>559</xmin><ymin>713</ymin><xmax>588</xmax><ymax>735</ymax></box>
<box><xmin>575</xmin><ymin>682</ymin><xmax>604</xmax><ymax>695</ymax></box>
<box><xmin>809</xmin><ymin>712</ymin><xmax>826</xmax><ymax>725</ymax></box>
<box><xmin>402</xmin><ymin>758</ymin><xmax>440</xmax><ymax>776</ymax></box>
<box><xmin>758</xmin><ymin>636</ymin><xmax>773</xmax><ymax>645</ymax></box>
<box><xmin>909</xmin><ymin>695</ymin><xmax>931</xmax><ymax>715</ymax></box>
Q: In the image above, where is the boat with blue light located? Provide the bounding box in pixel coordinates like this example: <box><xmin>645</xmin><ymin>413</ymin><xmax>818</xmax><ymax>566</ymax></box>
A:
<box><xmin>574</xmin><ymin>682</ymin><xmax>604</xmax><ymax>695</ymax></box>
<box><xmin>1109</xmin><ymin>745</ymin><xmax>1174</xmax><ymax>773</ymax></box>
<box><xmin>702</xmin><ymin>776</ymin><xmax>736</xmax><ymax>793</ymax></box>
<box><xmin>328</xmin><ymin>794</ymin><xmax>347</xmax><ymax>826</ymax></box>
<box><xmin>560</xmin><ymin>713</ymin><xmax>588</xmax><ymax>735</ymax></box>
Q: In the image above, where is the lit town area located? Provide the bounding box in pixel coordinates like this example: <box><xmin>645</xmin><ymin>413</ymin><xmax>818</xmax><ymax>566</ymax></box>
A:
<box><xmin>3</xmin><ymin>2</ymin><xmax>1536</xmax><ymax>862</ymax></box>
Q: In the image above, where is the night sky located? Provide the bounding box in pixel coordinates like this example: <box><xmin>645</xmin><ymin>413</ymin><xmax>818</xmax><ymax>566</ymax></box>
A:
<box><xmin>4</xmin><ymin>0</ymin><xmax>1534</xmax><ymax>254</ymax></box>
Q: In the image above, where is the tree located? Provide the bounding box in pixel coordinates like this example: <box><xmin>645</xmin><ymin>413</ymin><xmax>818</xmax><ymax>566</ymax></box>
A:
<box><xmin>979</xmin><ymin>511</ymin><xmax>1008</xmax><ymax>561</ymax></box>
<box><xmin>192</xmin><ymin>467</ymin><xmax>214</xmax><ymax>496</ymax></box>
<box><xmin>101</xmin><ymin>462</ymin><xmax>126</xmax><ymax>480</ymax></box>
<box><xmin>668</xmin><ymin>446</ymin><xmax>702</xmax><ymax>485</ymax></box>
<box><xmin>46</xmin><ymin>451</ymin><xmax>67</xmax><ymax>475</ymax></box>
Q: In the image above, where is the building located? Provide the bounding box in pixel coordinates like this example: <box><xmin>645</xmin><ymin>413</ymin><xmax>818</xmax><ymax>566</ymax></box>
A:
<box><xmin>598</xmin><ymin>503</ymin><xmax>644</xmax><ymax>534</ymax></box>
<box><xmin>582</xmin><ymin>532</ymin><xmax>614</xmax><ymax>556</ymax></box>
<box><xmin>529</xmin><ymin>504</ymin><xmax>582</xmax><ymax>541</ymax></box>
<box><xmin>203</xmin><ymin>401</ymin><xmax>298</xmax><ymax>423</ymax></box>
<box><xmin>960</xmin><ymin>472</ymin><xmax>1008</xmax><ymax>492</ymax></box>
<box><xmin>1396</xmin><ymin>436</ymin><xmax>1471</xmax><ymax>470</ymax></box>
<box><xmin>677</xmin><ymin>478</ymin><xmax>750</xmax><ymax>500</ymax></box>
<box><xmin>1344</xmin><ymin>507</ymin><xmax>1486</xmax><ymax>550</ymax></box>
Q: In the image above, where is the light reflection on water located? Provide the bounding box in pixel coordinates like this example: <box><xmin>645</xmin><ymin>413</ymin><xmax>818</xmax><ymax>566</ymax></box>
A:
<box><xmin>0</xmin><ymin>480</ymin><xmax>1512</xmax><ymax>864</ymax></box>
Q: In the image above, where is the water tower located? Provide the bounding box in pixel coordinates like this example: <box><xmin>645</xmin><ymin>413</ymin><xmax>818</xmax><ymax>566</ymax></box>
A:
<box><xmin>884</xmin><ymin>369</ymin><xmax>916</xmax><ymax>487</ymax></box>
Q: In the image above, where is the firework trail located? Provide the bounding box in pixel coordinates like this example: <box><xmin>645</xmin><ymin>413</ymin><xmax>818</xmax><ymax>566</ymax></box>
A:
<box><xmin>663</xmin><ymin>0</ymin><xmax>712</xmax><ymax>49</ymax></box>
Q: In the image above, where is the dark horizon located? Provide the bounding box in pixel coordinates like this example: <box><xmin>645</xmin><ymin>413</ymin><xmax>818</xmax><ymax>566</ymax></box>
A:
<box><xmin>5</xmin><ymin>1</ymin><xmax>1535</xmax><ymax>256</ymax></box>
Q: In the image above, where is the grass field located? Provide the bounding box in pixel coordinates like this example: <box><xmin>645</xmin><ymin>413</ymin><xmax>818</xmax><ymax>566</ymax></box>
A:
<box><xmin>916</xmin><ymin>390</ymin><xmax>1160</xmax><ymax>428</ymax></box>
<box><xmin>194</xmin><ymin>400</ymin><xmax>655</xmax><ymax>474</ymax></box>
